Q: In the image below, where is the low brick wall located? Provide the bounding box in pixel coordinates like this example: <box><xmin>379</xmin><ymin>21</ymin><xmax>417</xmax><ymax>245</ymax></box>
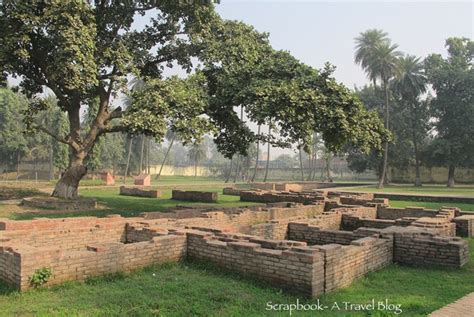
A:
<box><xmin>316</xmin><ymin>237</ymin><xmax>393</xmax><ymax>292</ymax></box>
<box><xmin>410</xmin><ymin>217</ymin><xmax>456</xmax><ymax>236</ymax></box>
<box><xmin>186</xmin><ymin>231</ymin><xmax>325</xmax><ymax>297</ymax></box>
<box><xmin>342</xmin><ymin>215</ymin><xmax>397</xmax><ymax>231</ymax></box>
<box><xmin>240</xmin><ymin>190</ymin><xmax>325</xmax><ymax>204</ymax></box>
<box><xmin>288</xmin><ymin>223</ymin><xmax>357</xmax><ymax>245</ymax></box>
<box><xmin>246</xmin><ymin>220</ymin><xmax>289</xmax><ymax>240</ymax></box>
<box><xmin>222</xmin><ymin>187</ymin><xmax>243</xmax><ymax>196</ymax></box>
<box><xmin>16</xmin><ymin>234</ymin><xmax>187</xmax><ymax>290</ymax></box>
<box><xmin>393</xmin><ymin>233</ymin><xmax>468</xmax><ymax>268</ymax></box>
<box><xmin>172</xmin><ymin>190</ymin><xmax>218</xmax><ymax>203</ymax></box>
<box><xmin>374</xmin><ymin>193</ymin><xmax>474</xmax><ymax>205</ymax></box>
<box><xmin>377</xmin><ymin>206</ymin><xmax>439</xmax><ymax>220</ymax></box>
<box><xmin>454</xmin><ymin>215</ymin><xmax>474</xmax><ymax>237</ymax></box>
<box><xmin>119</xmin><ymin>186</ymin><xmax>161</xmax><ymax>198</ymax></box>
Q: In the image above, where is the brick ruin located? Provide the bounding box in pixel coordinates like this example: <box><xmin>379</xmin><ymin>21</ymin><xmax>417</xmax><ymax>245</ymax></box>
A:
<box><xmin>0</xmin><ymin>190</ymin><xmax>471</xmax><ymax>296</ymax></box>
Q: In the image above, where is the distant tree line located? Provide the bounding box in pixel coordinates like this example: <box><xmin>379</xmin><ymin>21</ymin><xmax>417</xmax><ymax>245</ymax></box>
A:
<box><xmin>349</xmin><ymin>32</ymin><xmax>473</xmax><ymax>187</ymax></box>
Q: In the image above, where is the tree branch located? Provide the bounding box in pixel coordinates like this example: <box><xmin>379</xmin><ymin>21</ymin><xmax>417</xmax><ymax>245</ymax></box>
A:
<box><xmin>35</xmin><ymin>124</ymin><xmax>81</xmax><ymax>152</ymax></box>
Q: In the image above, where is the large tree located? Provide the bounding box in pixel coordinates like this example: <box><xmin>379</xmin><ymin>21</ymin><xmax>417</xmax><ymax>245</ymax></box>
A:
<box><xmin>393</xmin><ymin>55</ymin><xmax>428</xmax><ymax>186</ymax></box>
<box><xmin>0</xmin><ymin>1</ymin><xmax>220</xmax><ymax>197</ymax></box>
<box><xmin>354</xmin><ymin>29</ymin><xmax>401</xmax><ymax>188</ymax></box>
<box><xmin>1</xmin><ymin>2</ymin><xmax>389</xmax><ymax>198</ymax></box>
<box><xmin>425</xmin><ymin>38</ymin><xmax>474</xmax><ymax>187</ymax></box>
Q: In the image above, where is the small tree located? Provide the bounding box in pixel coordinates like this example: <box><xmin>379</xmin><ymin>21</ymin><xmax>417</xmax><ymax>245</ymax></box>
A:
<box><xmin>187</xmin><ymin>143</ymin><xmax>207</xmax><ymax>178</ymax></box>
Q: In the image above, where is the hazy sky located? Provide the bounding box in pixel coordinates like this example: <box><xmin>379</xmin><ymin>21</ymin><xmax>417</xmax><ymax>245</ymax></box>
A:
<box><xmin>215</xmin><ymin>0</ymin><xmax>473</xmax><ymax>89</ymax></box>
<box><xmin>213</xmin><ymin>1</ymin><xmax>473</xmax><ymax>155</ymax></box>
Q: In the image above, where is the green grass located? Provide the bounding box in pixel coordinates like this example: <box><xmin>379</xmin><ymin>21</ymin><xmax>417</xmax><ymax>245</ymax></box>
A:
<box><xmin>390</xmin><ymin>200</ymin><xmax>474</xmax><ymax>212</ymax></box>
<box><xmin>62</xmin><ymin>175</ymin><xmax>239</xmax><ymax>187</ymax></box>
<box><xmin>343</xmin><ymin>184</ymin><xmax>474</xmax><ymax>197</ymax></box>
<box><xmin>10</xmin><ymin>187</ymin><xmax>259</xmax><ymax>220</ymax></box>
<box><xmin>0</xmin><ymin>239</ymin><xmax>472</xmax><ymax>316</ymax></box>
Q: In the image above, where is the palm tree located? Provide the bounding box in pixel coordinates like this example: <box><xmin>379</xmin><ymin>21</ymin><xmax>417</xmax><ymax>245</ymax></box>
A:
<box><xmin>188</xmin><ymin>143</ymin><xmax>207</xmax><ymax>178</ymax></box>
<box><xmin>355</xmin><ymin>30</ymin><xmax>401</xmax><ymax>188</ymax></box>
<box><xmin>393</xmin><ymin>55</ymin><xmax>427</xmax><ymax>187</ymax></box>
<box><xmin>354</xmin><ymin>29</ymin><xmax>390</xmax><ymax>86</ymax></box>
<box><xmin>123</xmin><ymin>136</ymin><xmax>133</xmax><ymax>184</ymax></box>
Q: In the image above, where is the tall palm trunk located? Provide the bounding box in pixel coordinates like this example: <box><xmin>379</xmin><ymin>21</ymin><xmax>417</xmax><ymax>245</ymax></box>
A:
<box><xmin>412</xmin><ymin>130</ymin><xmax>422</xmax><ymax>187</ymax></box>
<box><xmin>156</xmin><ymin>136</ymin><xmax>175</xmax><ymax>180</ymax></box>
<box><xmin>123</xmin><ymin>137</ymin><xmax>133</xmax><ymax>184</ymax></box>
<box><xmin>263</xmin><ymin>125</ymin><xmax>271</xmax><ymax>182</ymax></box>
<box><xmin>251</xmin><ymin>125</ymin><xmax>261</xmax><ymax>182</ymax></box>
<box><xmin>377</xmin><ymin>77</ymin><xmax>390</xmax><ymax>189</ymax></box>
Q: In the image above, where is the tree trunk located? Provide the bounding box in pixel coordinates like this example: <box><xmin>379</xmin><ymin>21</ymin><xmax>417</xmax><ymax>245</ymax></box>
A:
<box><xmin>156</xmin><ymin>137</ymin><xmax>174</xmax><ymax>180</ymax></box>
<box><xmin>16</xmin><ymin>150</ymin><xmax>20</xmax><ymax>181</ymax></box>
<box><xmin>52</xmin><ymin>156</ymin><xmax>87</xmax><ymax>199</ymax></box>
<box><xmin>298</xmin><ymin>146</ymin><xmax>304</xmax><ymax>181</ymax></box>
<box><xmin>194</xmin><ymin>160</ymin><xmax>198</xmax><ymax>178</ymax></box>
<box><xmin>225</xmin><ymin>158</ymin><xmax>233</xmax><ymax>183</ymax></box>
<box><xmin>139</xmin><ymin>135</ymin><xmax>145</xmax><ymax>174</ymax></box>
<box><xmin>123</xmin><ymin>137</ymin><xmax>133</xmax><ymax>184</ymax></box>
<box><xmin>377</xmin><ymin>78</ymin><xmax>390</xmax><ymax>189</ymax></box>
<box><xmin>325</xmin><ymin>155</ymin><xmax>332</xmax><ymax>181</ymax></box>
<box><xmin>263</xmin><ymin>125</ymin><xmax>271</xmax><ymax>182</ymax></box>
<box><xmin>233</xmin><ymin>156</ymin><xmax>241</xmax><ymax>183</ymax></box>
<box><xmin>251</xmin><ymin>125</ymin><xmax>261</xmax><ymax>182</ymax></box>
<box><xmin>447</xmin><ymin>165</ymin><xmax>455</xmax><ymax>187</ymax></box>
<box><xmin>413</xmin><ymin>131</ymin><xmax>422</xmax><ymax>187</ymax></box>
<box><xmin>48</xmin><ymin>143</ymin><xmax>54</xmax><ymax>181</ymax></box>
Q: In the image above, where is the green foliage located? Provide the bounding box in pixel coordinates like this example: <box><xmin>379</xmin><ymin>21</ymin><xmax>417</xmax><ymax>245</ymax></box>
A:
<box><xmin>29</xmin><ymin>267</ymin><xmax>52</xmax><ymax>288</ymax></box>
<box><xmin>425</xmin><ymin>38</ymin><xmax>474</xmax><ymax>169</ymax></box>
<box><xmin>0</xmin><ymin>88</ymin><xmax>28</xmax><ymax>163</ymax></box>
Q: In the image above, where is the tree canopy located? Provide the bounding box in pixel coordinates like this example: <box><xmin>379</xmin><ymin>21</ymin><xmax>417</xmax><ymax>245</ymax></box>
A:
<box><xmin>0</xmin><ymin>1</ymin><xmax>388</xmax><ymax>197</ymax></box>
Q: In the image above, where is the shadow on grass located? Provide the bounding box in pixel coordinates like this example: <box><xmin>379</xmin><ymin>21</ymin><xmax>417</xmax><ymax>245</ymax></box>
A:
<box><xmin>0</xmin><ymin>280</ymin><xmax>17</xmax><ymax>296</ymax></box>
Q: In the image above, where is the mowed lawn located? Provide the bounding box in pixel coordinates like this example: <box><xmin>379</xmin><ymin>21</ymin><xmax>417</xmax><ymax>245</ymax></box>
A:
<box><xmin>7</xmin><ymin>186</ymin><xmax>259</xmax><ymax>220</ymax></box>
<box><xmin>0</xmin><ymin>239</ymin><xmax>472</xmax><ymax>316</ymax></box>
<box><xmin>343</xmin><ymin>184</ymin><xmax>474</xmax><ymax>197</ymax></box>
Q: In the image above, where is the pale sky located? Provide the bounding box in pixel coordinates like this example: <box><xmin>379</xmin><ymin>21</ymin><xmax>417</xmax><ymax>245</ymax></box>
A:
<box><xmin>215</xmin><ymin>0</ymin><xmax>473</xmax><ymax>89</ymax></box>
<box><xmin>8</xmin><ymin>1</ymin><xmax>474</xmax><ymax>157</ymax></box>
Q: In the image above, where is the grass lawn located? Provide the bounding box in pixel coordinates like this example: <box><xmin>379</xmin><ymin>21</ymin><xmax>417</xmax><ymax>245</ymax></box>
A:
<box><xmin>0</xmin><ymin>239</ymin><xmax>472</xmax><ymax>316</ymax></box>
<box><xmin>9</xmin><ymin>187</ymin><xmax>259</xmax><ymax>220</ymax></box>
<box><xmin>74</xmin><ymin>175</ymin><xmax>244</xmax><ymax>187</ymax></box>
<box><xmin>390</xmin><ymin>200</ymin><xmax>474</xmax><ymax>212</ymax></box>
<box><xmin>342</xmin><ymin>184</ymin><xmax>474</xmax><ymax>197</ymax></box>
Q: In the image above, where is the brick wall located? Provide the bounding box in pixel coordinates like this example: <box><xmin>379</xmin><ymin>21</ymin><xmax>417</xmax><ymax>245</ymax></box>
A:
<box><xmin>376</xmin><ymin>206</ymin><xmax>439</xmax><ymax>220</ymax></box>
<box><xmin>288</xmin><ymin>223</ymin><xmax>357</xmax><ymax>245</ymax></box>
<box><xmin>240</xmin><ymin>191</ymin><xmax>325</xmax><ymax>204</ymax></box>
<box><xmin>172</xmin><ymin>190</ymin><xmax>218</xmax><ymax>203</ymax></box>
<box><xmin>315</xmin><ymin>237</ymin><xmax>393</xmax><ymax>292</ymax></box>
<box><xmin>0</xmin><ymin>217</ymin><xmax>128</xmax><ymax>251</ymax></box>
<box><xmin>454</xmin><ymin>215</ymin><xmax>474</xmax><ymax>237</ymax></box>
<box><xmin>186</xmin><ymin>231</ymin><xmax>325</xmax><ymax>297</ymax></box>
<box><xmin>392</xmin><ymin>233</ymin><xmax>468</xmax><ymax>268</ymax></box>
<box><xmin>119</xmin><ymin>186</ymin><xmax>161</xmax><ymax>198</ymax></box>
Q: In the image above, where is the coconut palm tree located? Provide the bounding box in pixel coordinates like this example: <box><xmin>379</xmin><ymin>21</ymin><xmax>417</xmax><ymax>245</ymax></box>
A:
<box><xmin>354</xmin><ymin>29</ymin><xmax>390</xmax><ymax>86</ymax></box>
<box><xmin>188</xmin><ymin>142</ymin><xmax>207</xmax><ymax>178</ymax></box>
<box><xmin>393</xmin><ymin>55</ymin><xmax>427</xmax><ymax>187</ymax></box>
<box><xmin>355</xmin><ymin>30</ymin><xmax>401</xmax><ymax>188</ymax></box>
